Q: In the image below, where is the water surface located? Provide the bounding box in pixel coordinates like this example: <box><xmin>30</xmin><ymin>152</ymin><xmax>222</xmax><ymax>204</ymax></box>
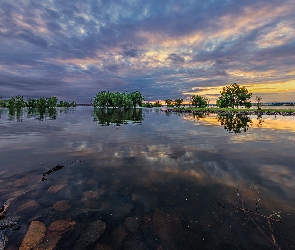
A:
<box><xmin>0</xmin><ymin>107</ymin><xmax>294</xmax><ymax>249</ymax></box>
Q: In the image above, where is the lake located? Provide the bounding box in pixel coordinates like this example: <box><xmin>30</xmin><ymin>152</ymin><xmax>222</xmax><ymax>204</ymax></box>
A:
<box><xmin>0</xmin><ymin>107</ymin><xmax>294</xmax><ymax>249</ymax></box>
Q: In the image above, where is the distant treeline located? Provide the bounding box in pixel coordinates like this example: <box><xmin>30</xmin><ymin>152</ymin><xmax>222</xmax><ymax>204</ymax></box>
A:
<box><xmin>0</xmin><ymin>95</ymin><xmax>76</xmax><ymax>108</ymax></box>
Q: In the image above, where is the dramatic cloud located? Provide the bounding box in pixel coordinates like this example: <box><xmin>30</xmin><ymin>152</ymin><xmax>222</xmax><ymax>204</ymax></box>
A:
<box><xmin>0</xmin><ymin>0</ymin><xmax>294</xmax><ymax>102</ymax></box>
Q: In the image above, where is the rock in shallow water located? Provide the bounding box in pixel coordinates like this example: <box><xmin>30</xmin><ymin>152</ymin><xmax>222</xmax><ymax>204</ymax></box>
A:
<box><xmin>53</xmin><ymin>200</ymin><xmax>71</xmax><ymax>212</ymax></box>
<box><xmin>112</xmin><ymin>226</ymin><xmax>127</xmax><ymax>248</ymax></box>
<box><xmin>74</xmin><ymin>220</ymin><xmax>106</xmax><ymax>250</ymax></box>
<box><xmin>38</xmin><ymin>220</ymin><xmax>77</xmax><ymax>250</ymax></box>
<box><xmin>47</xmin><ymin>184</ymin><xmax>66</xmax><ymax>193</ymax></box>
<box><xmin>124</xmin><ymin>217</ymin><xmax>139</xmax><ymax>233</ymax></box>
<box><xmin>48</xmin><ymin>220</ymin><xmax>77</xmax><ymax>232</ymax></box>
<box><xmin>19</xmin><ymin>221</ymin><xmax>46</xmax><ymax>250</ymax></box>
<box><xmin>17</xmin><ymin>200</ymin><xmax>39</xmax><ymax>212</ymax></box>
<box><xmin>124</xmin><ymin>239</ymin><xmax>149</xmax><ymax>250</ymax></box>
<box><xmin>153</xmin><ymin>209</ymin><xmax>182</xmax><ymax>242</ymax></box>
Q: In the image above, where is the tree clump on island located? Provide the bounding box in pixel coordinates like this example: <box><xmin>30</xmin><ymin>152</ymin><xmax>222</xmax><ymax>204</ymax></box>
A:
<box><xmin>0</xmin><ymin>96</ymin><xmax>76</xmax><ymax>108</ymax></box>
<box><xmin>190</xmin><ymin>95</ymin><xmax>208</xmax><ymax>108</ymax></box>
<box><xmin>216</xmin><ymin>83</ymin><xmax>252</xmax><ymax>108</ymax></box>
<box><xmin>92</xmin><ymin>91</ymin><xmax>144</xmax><ymax>109</ymax></box>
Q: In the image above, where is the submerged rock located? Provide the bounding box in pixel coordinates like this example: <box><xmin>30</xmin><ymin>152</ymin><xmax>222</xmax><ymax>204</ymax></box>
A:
<box><xmin>95</xmin><ymin>243</ymin><xmax>113</xmax><ymax>250</ymax></box>
<box><xmin>14</xmin><ymin>177</ymin><xmax>35</xmax><ymax>187</ymax></box>
<box><xmin>124</xmin><ymin>217</ymin><xmax>139</xmax><ymax>233</ymax></box>
<box><xmin>48</xmin><ymin>220</ymin><xmax>77</xmax><ymax>232</ymax></box>
<box><xmin>47</xmin><ymin>184</ymin><xmax>66</xmax><ymax>193</ymax></box>
<box><xmin>112</xmin><ymin>226</ymin><xmax>127</xmax><ymax>248</ymax></box>
<box><xmin>19</xmin><ymin>221</ymin><xmax>46</xmax><ymax>250</ymax></box>
<box><xmin>153</xmin><ymin>209</ymin><xmax>182</xmax><ymax>242</ymax></box>
<box><xmin>82</xmin><ymin>191</ymin><xmax>100</xmax><ymax>208</ymax></box>
<box><xmin>124</xmin><ymin>239</ymin><xmax>149</xmax><ymax>250</ymax></box>
<box><xmin>53</xmin><ymin>200</ymin><xmax>71</xmax><ymax>212</ymax></box>
<box><xmin>17</xmin><ymin>200</ymin><xmax>39</xmax><ymax>212</ymax></box>
<box><xmin>39</xmin><ymin>220</ymin><xmax>77</xmax><ymax>250</ymax></box>
<box><xmin>74</xmin><ymin>220</ymin><xmax>106</xmax><ymax>250</ymax></box>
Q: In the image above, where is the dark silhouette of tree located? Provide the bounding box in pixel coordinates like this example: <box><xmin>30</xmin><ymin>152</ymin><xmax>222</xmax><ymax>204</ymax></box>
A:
<box><xmin>190</xmin><ymin>95</ymin><xmax>208</xmax><ymax>108</ymax></box>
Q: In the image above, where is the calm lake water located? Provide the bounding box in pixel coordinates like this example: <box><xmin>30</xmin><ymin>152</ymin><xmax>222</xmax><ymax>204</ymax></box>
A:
<box><xmin>0</xmin><ymin>107</ymin><xmax>295</xmax><ymax>249</ymax></box>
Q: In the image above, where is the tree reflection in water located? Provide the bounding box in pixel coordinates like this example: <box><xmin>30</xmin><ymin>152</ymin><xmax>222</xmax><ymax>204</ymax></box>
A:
<box><xmin>256</xmin><ymin>112</ymin><xmax>264</xmax><ymax>128</ymax></box>
<box><xmin>2</xmin><ymin>107</ymin><xmax>61</xmax><ymax>121</ymax></box>
<box><xmin>27</xmin><ymin>107</ymin><xmax>57</xmax><ymax>121</ymax></box>
<box><xmin>93</xmin><ymin>108</ymin><xmax>143</xmax><ymax>126</ymax></box>
<box><xmin>217</xmin><ymin>113</ymin><xmax>252</xmax><ymax>134</ymax></box>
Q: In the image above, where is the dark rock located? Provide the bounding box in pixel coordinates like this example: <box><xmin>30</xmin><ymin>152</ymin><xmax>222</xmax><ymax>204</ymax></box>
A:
<box><xmin>47</xmin><ymin>184</ymin><xmax>66</xmax><ymax>193</ymax></box>
<box><xmin>17</xmin><ymin>200</ymin><xmax>39</xmax><ymax>212</ymax></box>
<box><xmin>74</xmin><ymin>220</ymin><xmax>106</xmax><ymax>250</ymax></box>
<box><xmin>39</xmin><ymin>220</ymin><xmax>77</xmax><ymax>250</ymax></box>
<box><xmin>112</xmin><ymin>226</ymin><xmax>127</xmax><ymax>249</ymax></box>
<box><xmin>124</xmin><ymin>239</ymin><xmax>149</xmax><ymax>250</ymax></box>
<box><xmin>152</xmin><ymin>209</ymin><xmax>183</xmax><ymax>248</ymax></box>
<box><xmin>53</xmin><ymin>200</ymin><xmax>71</xmax><ymax>212</ymax></box>
<box><xmin>124</xmin><ymin>217</ymin><xmax>139</xmax><ymax>233</ymax></box>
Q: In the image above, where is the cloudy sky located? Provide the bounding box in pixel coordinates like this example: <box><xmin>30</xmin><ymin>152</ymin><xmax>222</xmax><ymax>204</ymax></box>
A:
<box><xmin>1</xmin><ymin>0</ymin><xmax>295</xmax><ymax>103</ymax></box>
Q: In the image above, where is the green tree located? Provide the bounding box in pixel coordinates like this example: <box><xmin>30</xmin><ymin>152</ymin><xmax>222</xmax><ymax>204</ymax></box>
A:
<box><xmin>14</xmin><ymin>95</ymin><xmax>26</xmax><ymax>109</ymax></box>
<box><xmin>190</xmin><ymin>95</ymin><xmax>208</xmax><ymax>108</ymax></box>
<box><xmin>110</xmin><ymin>92</ymin><xmax>131</xmax><ymax>108</ymax></box>
<box><xmin>121</xmin><ymin>92</ymin><xmax>132</xmax><ymax>108</ymax></box>
<box><xmin>111</xmin><ymin>92</ymin><xmax>123</xmax><ymax>108</ymax></box>
<box><xmin>7</xmin><ymin>97</ymin><xmax>15</xmax><ymax>108</ymax></box>
<box><xmin>37</xmin><ymin>97</ymin><xmax>47</xmax><ymax>109</ymax></box>
<box><xmin>27</xmin><ymin>98</ymin><xmax>38</xmax><ymax>108</ymax></box>
<box><xmin>92</xmin><ymin>91</ymin><xmax>113</xmax><ymax>108</ymax></box>
<box><xmin>216</xmin><ymin>83</ymin><xmax>252</xmax><ymax>108</ymax></box>
<box><xmin>174</xmin><ymin>98</ymin><xmax>183</xmax><ymax>109</ymax></box>
<box><xmin>128</xmin><ymin>91</ymin><xmax>144</xmax><ymax>109</ymax></box>
<box><xmin>46</xmin><ymin>97</ymin><xmax>58</xmax><ymax>108</ymax></box>
<box><xmin>0</xmin><ymin>97</ymin><xmax>7</xmax><ymax>108</ymax></box>
<box><xmin>70</xmin><ymin>101</ymin><xmax>77</xmax><ymax>107</ymax></box>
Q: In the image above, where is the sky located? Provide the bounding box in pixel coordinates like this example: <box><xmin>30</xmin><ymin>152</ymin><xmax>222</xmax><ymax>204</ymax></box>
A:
<box><xmin>0</xmin><ymin>0</ymin><xmax>295</xmax><ymax>103</ymax></box>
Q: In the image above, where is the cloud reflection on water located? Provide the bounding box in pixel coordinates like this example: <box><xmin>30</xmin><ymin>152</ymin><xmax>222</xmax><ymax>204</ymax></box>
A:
<box><xmin>0</xmin><ymin>108</ymin><xmax>295</xmax><ymax>209</ymax></box>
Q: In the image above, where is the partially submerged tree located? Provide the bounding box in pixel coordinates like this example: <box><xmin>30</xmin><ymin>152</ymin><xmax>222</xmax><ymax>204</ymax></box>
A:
<box><xmin>190</xmin><ymin>95</ymin><xmax>208</xmax><ymax>108</ymax></box>
<box><xmin>216</xmin><ymin>83</ymin><xmax>252</xmax><ymax>108</ymax></box>
<box><xmin>92</xmin><ymin>91</ymin><xmax>113</xmax><ymax>108</ymax></box>
<box><xmin>128</xmin><ymin>91</ymin><xmax>144</xmax><ymax>109</ymax></box>
<box><xmin>174</xmin><ymin>98</ymin><xmax>183</xmax><ymax>110</ymax></box>
<box><xmin>46</xmin><ymin>97</ymin><xmax>58</xmax><ymax>108</ymax></box>
<box><xmin>256</xmin><ymin>96</ymin><xmax>262</xmax><ymax>110</ymax></box>
<box><xmin>92</xmin><ymin>91</ymin><xmax>143</xmax><ymax>109</ymax></box>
